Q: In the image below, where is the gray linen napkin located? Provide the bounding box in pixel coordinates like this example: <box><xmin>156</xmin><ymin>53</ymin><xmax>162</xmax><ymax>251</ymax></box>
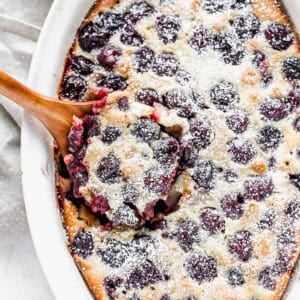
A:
<box><xmin>0</xmin><ymin>15</ymin><xmax>40</xmax><ymax>244</ymax></box>
<box><xmin>0</xmin><ymin>0</ymin><xmax>54</xmax><ymax>298</ymax></box>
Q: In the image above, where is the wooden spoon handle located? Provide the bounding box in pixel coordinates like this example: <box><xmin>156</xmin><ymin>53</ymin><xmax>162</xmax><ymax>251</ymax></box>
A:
<box><xmin>0</xmin><ymin>70</ymin><xmax>58</xmax><ymax>113</ymax></box>
<box><xmin>0</xmin><ymin>70</ymin><xmax>94</xmax><ymax>155</ymax></box>
<box><xmin>0</xmin><ymin>69</ymin><xmax>94</xmax><ymax>122</ymax></box>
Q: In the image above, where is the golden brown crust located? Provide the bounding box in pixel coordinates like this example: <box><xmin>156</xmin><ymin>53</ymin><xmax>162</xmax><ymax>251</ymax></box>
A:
<box><xmin>86</xmin><ymin>0</ymin><xmax>119</xmax><ymax>22</ymax></box>
<box><xmin>252</xmin><ymin>0</ymin><xmax>288</xmax><ymax>24</ymax></box>
<box><xmin>74</xmin><ymin>255</ymin><xmax>105</xmax><ymax>300</ymax></box>
<box><xmin>63</xmin><ymin>200</ymin><xmax>104</xmax><ymax>300</ymax></box>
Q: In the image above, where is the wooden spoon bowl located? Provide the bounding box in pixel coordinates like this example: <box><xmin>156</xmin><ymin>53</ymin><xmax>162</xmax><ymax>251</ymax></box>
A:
<box><xmin>0</xmin><ymin>70</ymin><xmax>95</xmax><ymax>156</ymax></box>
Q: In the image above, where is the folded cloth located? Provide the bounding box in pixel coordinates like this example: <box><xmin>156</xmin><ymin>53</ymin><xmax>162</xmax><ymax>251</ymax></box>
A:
<box><xmin>0</xmin><ymin>16</ymin><xmax>40</xmax><ymax>244</ymax></box>
<box><xmin>0</xmin><ymin>0</ymin><xmax>54</xmax><ymax>298</ymax></box>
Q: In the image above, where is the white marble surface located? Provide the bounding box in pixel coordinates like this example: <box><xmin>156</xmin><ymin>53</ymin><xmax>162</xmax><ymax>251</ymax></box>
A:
<box><xmin>0</xmin><ymin>0</ymin><xmax>54</xmax><ymax>299</ymax></box>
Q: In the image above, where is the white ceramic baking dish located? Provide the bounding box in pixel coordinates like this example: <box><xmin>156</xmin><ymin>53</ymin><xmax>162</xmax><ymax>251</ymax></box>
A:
<box><xmin>21</xmin><ymin>0</ymin><xmax>300</xmax><ymax>299</ymax></box>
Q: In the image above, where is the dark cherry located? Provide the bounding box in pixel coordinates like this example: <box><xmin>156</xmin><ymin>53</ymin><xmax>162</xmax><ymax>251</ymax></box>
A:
<box><xmin>228</xmin><ymin>230</ymin><xmax>253</xmax><ymax>261</ymax></box>
<box><xmin>258</xmin><ymin>267</ymin><xmax>276</xmax><ymax>290</ymax></box>
<box><xmin>172</xmin><ymin>220</ymin><xmax>200</xmax><ymax>251</ymax></box>
<box><xmin>210</xmin><ymin>80</ymin><xmax>240</xmax><ymax>112</ymax></box>
<box><xmin>125</xmin><ymin>259</ymin><xmax>169</xmax><ymax>289</ymax></box>
<box><xmin>233</xmin><ymin>14</ymin><xmax>261</xmax><ymax>41</ymax></box>
<box><xmin>112</xmin><ymin>204</ymin><xmax>141</xmax><ymax>228</ymax></box>
<box><xmin>203</xmin><ymin>0</ymin><xmax>227</xmax><ymax>13</ymax></box>
<box><xmin>272</xmin><ymin>251</ymin><xmax>293</xmax><ymax>276</ymax></box>
<box><xmin>286</xmin><ymin>86</ymin><xmax>300</xmax><ymax>112</ymax></box>
<box><xmin>97</xmin><ymin>74</ymin><xmax>128</xmax><ymax>91</ymax></box>
<box><xmin>131</xmin><ymin>118</ymin><xmax>161</xmax><ymax>142</ymax></box>
<box><xmin>178</xmin><ymin>142</ymin><xmax>199</xmax><ymax>169</ymax></box>
<box><xmin>137</xmin><ymin>88</ymin><xmax>161</xmax><ymax>106</ymax></box>
<box><xmin>68</xmin><ymin>160</ymin><xmax>88</xmax><ymax>198</ymax></box>
<box><xmin>227</xmin><ymin>266</ymin><xmax>245</xmax><ymax>287</ymax></box>
<box><xmin>186</xmin><ymin>254</ymin><xmax>218</xmax><ymax>284</ymax></box>
<box><xmin>70</xmin><ymin>55</ymin><xmax>94</xmax><ymax>76</ymax></box>
<box><xmin>144</xmin><ymin>167</ymin><xmax>173</xmax><ymax>194</ymax></box>
<box><xmin>120</xmin><ymin>24</ymin><xmax>144</xmax><ymax>46</ymax></box>
<box><xmin>97</xmin><ymin>154</ymin><xmax>121</xmax><ymax>184</ymax></box>
<box><xmin>227</xmin><ymin>139</ymin><xmax>256</xmax><ymax>165</ymax></box>
<box><xmin>68</xmin><ymin>121</ymin><xmax>84</xmax><ymax>154</ymax></box>
<box><xmin>285</xmin><ymin>201</ymin><xmax>300</xmax><ymax>222</ymax></box>
<box><xmin>277</xmin><ymin>227</ymin><xmax>296</xmax><ymax>247</ymax></box>
<box><xmin>264</xmin><ymin>22</ymin><xmax>294</xmax><ymax>51</ymax></box>
<box><xmin>67</xmin><ymin>159</ymin><xmax>84</xmax><ymax>178</ymax></box>
<box><xmin>83</xmin><ymin>114</ymin><xmax>100</xmax><ymax>138</ymax></box>
<box><xmin>98</xmin><ymin>238</ymin><xmax>130</xmax><ymax>268</ymax></box>
<box><xmin>282</xmin><ymin>56</ymin><xmax>300</xmax><ymax>81</ymax></box>
<box><xmin>70</xmin><ymin>230</ymin><xmax>94</xmax><ymax>258</ymax></box>
<box><xmin>244</xmin><ymin>176</ymin><xmax>274</xmax><ymax>201</ymax></box>
<box><xmin>101</xmin><ymin>126</ymin><xmax>122</xmax><ymax>144</ymax></box>
<box><xmin>293</xmin><ymin>117</ymin><xmax>300</xmax><ymax>132</ymax></box>
<box><xmin>190</xmin><ymin>26</ymin><xmax>212</xmax><ymax>53</ymax></box>
<box><xmin>189</xmin><ymin>118</ymin><xmax>214</xmax><ymax>149</ymax></box>
<box><xmin>97</xmin><ymin>45</ymin><xmax>121</xmax><ymax>70</ymax></box>
<box><xmin>134</xmin><ymin>46</ymin><xmax>155</xmax><ymax>73</ymax></box>
<box><xmin>226</xmin><ymin>111</ymin><xmax>249</xmax><ymax>133</ymax></box>
<box><xmin>252</xmin><ymin>50</ymin><xmax>268</xmax><ymax>71</ymax></box>
<box><xmin>176</xmin><ymin>69</ymin><xmax>191</xmax><ymax>86</ymax></box>
<box><xmin>213</xmin><ymin>32</ymin><xmax>245</xmax><ymax>65</ymax></box>
<box><xmin>289</xmin><ymin>173</ymin><xmax>300</xmax><ymax>191</ymax></box>
<box><xmin>68</xmin><ymin>144</ymin><xmax>82</xmax><ymax>161</ymax></box>
<box><xmin>90</xmin><ymin>194</ymin><xmax>110</xmax><ymax>214</ymax></box>
<box><xmin>156</xmin><ymin>15</ymin><xmax>181</xmax><ymax>44</ymax></box>
<box><xmin>200</xmin><ymin>207</ymin><xmax>225</xmax><ymax>234</ymax></box>
<box><xmin>162</xmin><ymin>89</ymin><xmax>192</xmax><ymax>116</ymax></box>
<box><xmin>104</xmin><ymin>276</ymin><xmax>123</xmax><ymax>299</ymax></box>
<box><xmin>192</xmin><ymin>160</ymin><xmax>215</xmax><ymax>192</ymax></box>
<box><xmin>256</xmin><ymin>125</ymin><xmax>283</xmax><ymax>152</ymax></box>
<box><xmin>221</xmin><ymin>192</ymin><xmax>245</xmax><ymax>219</ymax></box>
<box><xmin>252</xmin><ymin>51</ymin><xmax>274</xmax><ymax>87</ymax></box>
<box><xmin>258</xmin><ymin>210</ymin><xmax>276</xmax><ymax>230</ymax></box>
<box><xmin>96</xmin><ymin>12</ymin><xmax>125</xmax><ymax>33</ymax></box>
<box><xmin>163</xmin><ymin>89</ymin><xmax>195</xmax><ymax>118</ymax></box>
<box><xmin>154</xmin><ymin>137</ymin><xmax>179</xmax><ymax>165</ymax></box>
<box><xmin>60</xmin><ymin>75</ymin><xmax>87</xmax><ymax>101</ymax></box>
<box><xmin>118</xmin><ymin>96</ymin><xmax>129</xmax><ymax>111</ymax></box>
<box><xmin>152</xmin><ymin>53</ymin><xmax>179</xmax><ymax>77</ymax></box>
<box><xmin>122</xmin><ymin>183</ymin><xmax>139</xmax><ymax>203</ymax></box>
<box><xmin>260</xmin><ymin>98</ymin><xmax>288</xmax><ymax>121</ymax></box>
<box><xmin>224</xmin><ymin>170</ymin><xmax>238</xmax><ymax>183</ymax></box>
<box><xmin>73</xmin><ymin>146</ymin><xmax>86</xmax><ymax>167</ymax></box>
<box><xmin>231</xmin><ymin>0</ymin><xmax>252</xmax><ymax>9</ymax></box>
<box><xmin>124</xmin><ymin>0</ymin><xmax>155</xmax><ymax>24</ymax></box>
<box><xmin>78</xmin><ymin>22</ymin><xmax>110</xmax><ymax>53</ymax></box>
<box><xmin>178</xmin><ymin>99</ymin><xmax>199</xmax><ymax>114</ymax></box>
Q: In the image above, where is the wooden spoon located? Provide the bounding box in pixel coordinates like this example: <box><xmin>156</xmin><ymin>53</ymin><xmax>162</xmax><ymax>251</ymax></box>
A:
<box><xmin>0</xmin><ymin>70</ymin><xmax>95</xmax><ymax>156</ymax></box>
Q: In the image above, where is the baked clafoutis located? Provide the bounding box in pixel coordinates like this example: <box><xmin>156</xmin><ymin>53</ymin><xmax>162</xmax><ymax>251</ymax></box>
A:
<box><xmin>57</xmin><ymin>0</ymin><xmax>300</xmax><ymax>299</ymax></box>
